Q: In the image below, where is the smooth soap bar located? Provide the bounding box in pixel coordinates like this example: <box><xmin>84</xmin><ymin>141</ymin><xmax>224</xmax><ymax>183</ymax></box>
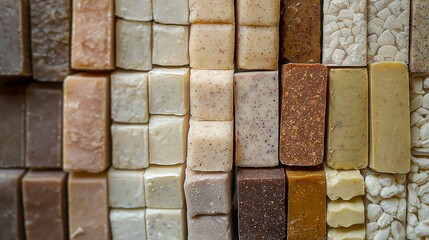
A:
<box><xmin>280</xmin><ymin>64</ymin><xmax>327</xmax><ymax>166</ymax></box>
<box><xmin>281</xmin><ymin>0</ymin><xmax>321</xmax><ymax>63</ymax></box>
<box><xmin>63</xmin><ymin>74</ymin><xmax>110</xmax><ymax>173</ymax></box>
<box><xmin>0</xmin><ymin>169</ymin><xmax>26</xmax><ymax>240</ymax></box>
<box><xmin>327</xmin><ymin>68</ymin><xmax>368</xmax><ymax>169</ymax></box>
<box><xmin>369</xmin><ymin>62</ymin><xmax>410</xmax><ymax>173</ymax></box>
<box><xmin>189</xmin><ymin>0</ymin><xmax>234</xmax><ymax>24</ymax></box>
<box><xmin>71</xmin><ymin>0</ymin><xmax>114</xmax><ymax>70</ymax></box>
<box><xmin>110</xmin><ymin>209</ymin><xmax>146</xmax><ymax>240</ymax></box>
<box><xmin>325</xmin><ymin>165</ymin><xmax>364</xmax><ymax>201</ymax></box>
<box><xmin>23</xmin><ymin>171</ymin><xmax>67</xmax><ymax>240</ymax></box>
<box><xmin>30</xmin><ymin>0</ymin><xmax>71</xmax><ymax>81</ymax></box>
<box><xmin>328</xmin><ymin>225</ymin><xmax>365</xmax><ymax>240</ymax></box>
<box><xmin>286</xmin><ymin>167</ymin><xmax>326</xmax><ymax>240</ymax></box>
<box><xmin>68</xmin><ymin>173</ymin><xmax>109</xmax><ymax>240</ymax></box>
<box><xmin>153</xmin><ymin>23</ymin><xmax>189</xmax><ymax>66</ymax></box>
<box><xmin>410</xmin><ymin>0</ymin><xmax>429</xmax><ymax>72</ymax></box>
<box><xmin>187</xmin><ymin>214</ymin><xmax>232</xmax><ymax>240</ymax></box>
<box><xmin>237</xmin><ymin>167</ymin><xmax>285</xmax><ymax>240</ymax></box>
<box><xmin>115</xmin><ymin>0</ymin><xmax>152</xmax><ymax>21</ymax></box>
<box><xmin>26</xmin><ymin>83</ymin><xmax>63</xmax><ymax>168</ymax></box>
<box><xmin>236</xmin><ymin>0</ymin><xmax>280</xmax><ymax>26</ymax></box>
<box><xmin>108</xmin><ymin>168</ymin><xmax>145</xmax><ymax>208</ymax></box>
<box><xmin>152</xmin><ymin>0</ymin><xmax>189</xmax><ymax>25</ymax></box>
<box><xmin>327</xmin><ymin>198</ymin><xmax>365</xmax><ymax>228</ymax></box>
<box><xmin>146</xmin><ymin>209</ymin><xmax>186</xmax><ymax>240</ymax></box>
<box><xmin>234</xmin><ymin>71</ymin><xmax>279</xmax><ymax>167</ymax></box>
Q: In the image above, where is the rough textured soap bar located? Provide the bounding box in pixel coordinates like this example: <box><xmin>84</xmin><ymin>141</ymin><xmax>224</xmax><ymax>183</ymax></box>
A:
<box><xmin>325</xmin><ymin>165</ymin><xmax>364</xmax><ymax>201</ymax></box>
<box><xmin>146</xmin><ymin>208</ymin><xmax>186</xmax><ymax>240</ymax></box>
<box><xmin>236</xmin><ymin>0</ymin><xmax>280</xmax><ymax>26</ymax></box>
<box><xmin>110</xmin><ymin>209</ymin><xmax>146</xmax><ymax>240</ymax></box>
<box><xmin>108</xmin><ymin>168</ymin><xmax>145</xmax><ymax>208</ymax></box>
<box><xmin>410</xmin><ymin>0</ymin><xmax>429</xmax><ymax>73</ymax></box>
<box><xmin>328</xmin><ymin>225</ymin><xmax>365</xmax><ymax>240</ymax></box>
<box><xmin>187</xmin><ymin>214</ymin><xmax>232</xmax><ymax>240</ymax></box>
<box><xmin>115</xmin><ymin>0</ymin><xmax>152</xmax><ymax>21</ymax></box>
<box><xmin>327</xmin><ymin>198</ymin><xmax>365</xmax><ymax>228</ymax></box>
<box><xmin>410</xmin><ymin>75</ymin><xmax>429</xmax><ymax>155</ymax></box>
<box><xmin>189</xmin><ymin>0</ymin><xmax>234</xmax><ymax>24</ymax></box>
<box><xmin>280</xmin><ymin>64</ymin><xmax>327</xmax><ymax>166</ymax></box>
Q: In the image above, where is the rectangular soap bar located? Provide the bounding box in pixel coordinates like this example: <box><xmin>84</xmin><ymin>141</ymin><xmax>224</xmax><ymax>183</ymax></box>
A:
<box><xmin>286</xmin><ymin>167</ymin><xmax>326</xmax><ymax>240</ymax></box>
<box><xmin>236</xmin><ymin>0</ymin><xmax>280</xmax><ymax>26</ymax></box>
<box><xmin>110</xmin><ymin>209</ymin><xmax>146</xmax><ymax>240</ymax></box>
<box><xmin>189</xmin><ymin>0</ymin><xmax>234</xmax><ymax>24</ymax></box>
<box><xmin>115</xmin><ymin>0</ymin><xmax>152</xmax><ymax>21</ymax></box>
<box><xmin>23</xmin><ymin>170</ymin><xmax>67</xmax><ymax>240</ymax></box>
<box><xmin>0</xmin><ymin>0</ymin><xmax>31</xmax><ymax>76</ymax></box>
<box><xmin>30</xmin><ymin>0</ymin><xmax>71</xmax><ymax>81</ymax></box>
<box><xmin>327</xmin><ymin>198</ymin><xmax>365</xmax><ymax>228</ymax></box>
<box><xmin>410</xmin><ymin>75</ymin><xmax>429</xmax><ymax>154</ymax></box>
<box><xmin>327</xmin><ymin>68</ymin><xmax>368</xmax><ymax>169</ymax></box>
<box><xmin>146</xmin><ymin>209</ymin><xmax>186</xmax><ymax>240</ymax></box>
<box><xmin>237</xmin><ymin>167</ymin><xmax>285</xmax><ymax>240</ymax></box>
<box><xmin>369</xmin><ymin>62</ymin><xmax>410</xmax><ymax>173</ymax></box>
<box><xmin>187</xmin><ymin>214</ymin><xmax>232</xmax><ymax>240</ymax></box>
<box><xmin>280</xmin><ymin>64</ymin><xmax>327</xmax><ymax>166</ymax></box>
<box><xmin>26</xmin><ymin>83</ymin><xmax>63</xmax><ymax>168</ymax></box>
<box><xmin>328</xmin><ymin>225</ymin><xmax>365</xmax><ymax>240</ymax></box>
<box><xmin>152</xmin><ymin>0</ymin><xmax>189</xmax><ymax>25</ymax></box>
<box><xmin>108</xmin><ymin>168</ymin><xmax>145</xmax><ymax>208</ymax></box>
<box><xmin>63</xmin><ymin>74</ymin><xmax>110</xmax><ymax>173</ymax></box>
<box><xmin>234</xmin><ymin>71</ymin><xmax>279</xmax><ymax>167</ymax></box>
<box><xmin>69</xmin><ymin>173</ymin><xmax>109</xmax><ymax>240</ymax></box>
<box><xmin>152</xmin><ymin>23</ymin><xmax>189</xmax><ymax>66</ymax></box>
<box><xmin>0</xmin><ymin>169</ymin><xmax>26</xmax><ymax>240</ymax></box>
<box><xmin>324</xmin><ymin>165</ymin><xmax>364</xmax><ymax>201</ymax></box>
<box><xmin>410</xmin><ymin>0</ymin><xmax>429</xmax><ymax>73</ymax></box>
<box><xmin>71</xmin><ymin>0</ymin><xmax>114</xmax><ymax>70</ymax></box>
<box><xmin>281</xmin><ymin>0</ymin><xmax>321</xmax><ymax>63</ymax></box>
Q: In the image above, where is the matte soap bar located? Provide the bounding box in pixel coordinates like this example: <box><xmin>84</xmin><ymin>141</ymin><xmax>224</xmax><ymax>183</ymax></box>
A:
<box><xmin>324</xmin><ymin>165</ymin><xmax>364</xmax><ymax>201</ymax></box>
<box><xmin>410</xmin><ymin>0</ymin><xmax>429</xmax><ymax>72</ymax></box>
<box><xmin>328</xmin><ymin>225</ymin><xmax>365</xmax><ymax>240</ymax></box>
<box><xmin>327</xmin><ymin>68</ymin><xmax>368</xmax><ymax>170</ymax></box>
<box><xmin>187</xmin><ymin>214</ymin><xmax>232</xmax><ymax>240</ymax></box>
<box><xmin>327</xmin><ymin>198</ymin><xmax>365</xmax><ymax>228</ymax></box>
<box><xmin>369</xmin><ymin>62</ymin><xmax>410</xmax><ymax>173</ymax></box>
<box><xmin>23</xmin><ymin>171</ymin><xmax>67</xmax><ymax>240</ymax></box>
<box><xmin>280</xmin><ymin>64</ymin><xmax>327</xmax><ymax>166</ymax></box>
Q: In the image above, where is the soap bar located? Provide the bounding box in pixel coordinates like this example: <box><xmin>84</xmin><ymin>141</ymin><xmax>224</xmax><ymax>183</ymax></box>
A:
<box><xmin>281</xmin><ymin>0</ymin><xmax>321</xmax><ymax>63</ymax></box>
<box><xmin>187</xmin><ymin>214</ymin><xmax>232</xmax><ymax>240</ymax></box>
<box><xmin>153</xmin><ymin>23</ymin><xmax>189</xmax><ymax>66</ymax></box>
<box><xmin>280</xmin><ymin>64</ymin><xmax>327</xmax><ymax>166</ymax></box>
<box><xmin>30</xmin><ymin>0</ymin><xmax>71</xmax><ymax>81</ymax></box>
<box><xmin>144</xmin><ymin>165</ymin><xmax>185</xmax><ymax>209</ymax></box>
<box><xmin>0</xmin><ymin>0</ymin><xmax>31</xmax><ymax>76</ymax></box>
<box><xmin>234</xmin><ymin>71</ymin><xmax>279</xmax><ymax>167</ymax></box>
<box><xmin>0</xmin><ymin>169</ymin><xmax>26</xmax><ymax>240</ymax></box>
<box><xmin>190</xmin><ymin>69</ymin><xmax>234</xmax><ymax>121</ymax></box>
<box><xmin>110</xmin><ymin>209</ymin><xmax>146</xmax><ymax>240</ymax></box>
<box><xmin>327</xmin><ymin>198</ymin><xmax>365</xmax><ymax>228</ymax></box>
<box><xmin>63</xmin><ymin>74</ymin><xmax>110</xmax><ymax>173</ymax></box>
<box><xmin>286</xmin><ymin>167</ymin><xmax>326</xmax><ymax>240</ymax></box>
<box><xmin>108</xmin><ymin>168</ymin><xmax>145</xmax><ymax>208</ymax></box>
<box><xmin>237</xmin><ymin>167</ymin><xmax>285</xmax><ymax>240</ymax></box>
<box><xmin>189</xmin><ymin>0</ymin><xmax>234</xmax><ymax>24</ymax></box>
<box><xmin>327</xmin><ymin>68</ymin><xmax>368</xmax><ymax>169</ymax></box>
<box><xmin>184</xmin><ymin>169</ymin><xmax>232</xmax><ymax>217</ymax></box>
<box><xmin>111</xmin><ymin>123</ymin><xmax>149</xmax><ymax>169</ymax></box>
<box><xmin>324</xmin><ymin>165</ymin><xmax>364</xmax><ymax>201</ymax></box>
<box><xmin>187</xmin><ymin>120</ymin><xmax>233</xmax><ymax>172</ymax></box>
<box><xmin>328</xmin><ymin>225</ymin><xmax>365</xmax><ymax>240</ymax></box>
<box><xmin>410</xmin><ymin>75</ymin><xmax>429</xmax><ymax>154</ymax></box>
<box><xmin>115</xmin><ymin>0</ymin><xmax>152</xmax><ymax>21</ymax></box>
<box><xmin>146</xmin><ymin>209</ymin><xmax>186</xmax><ymax>240</ymax></box>
<box><xmin>22</xmin><ymin>170</ymin><xmax>67</xmax><ymax>240</ymax></box>
<box><xmin>236</xmin><ymin>0</ymin><xmax>280</xmax><ymax>26</ymax></box>
<box><xmin>410</xmin><ymin>0</ymin><xmax>429</xmax><ymax>72</ymax></box>
<box><xmin>26</xmin><ymin>83</ymin><xmax>63</xmax><ymax>168</ymax></box>
<box><xmin>68</xmin><ymin>173</ymin><xmax>109</xmax><ymax>240</ymax></box>
<box><xmin>111</xmin><ymin>71</ymin><xmax>148</xmax><ymax>123</ymax></box>
<box><xmin>369</xmin><ymin>62</ymin><xmax>410</xmax><ymax>173</ymax></box>
<box><xmin>152</xmin><ymin>0</ymin><xmax>189</xmax><ymax>25</ymax></box>
<box><xmin>71</xmin><ymin>0</ymin><xmax>114</xmax><ymax>70</ymax></box>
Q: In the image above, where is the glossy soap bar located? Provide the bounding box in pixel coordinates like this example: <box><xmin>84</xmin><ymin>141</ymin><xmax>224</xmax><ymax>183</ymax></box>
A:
<box><xmin>410</xmin><ymin>0</ymin><xmax>429</xmax><ymax>72</ymax></box>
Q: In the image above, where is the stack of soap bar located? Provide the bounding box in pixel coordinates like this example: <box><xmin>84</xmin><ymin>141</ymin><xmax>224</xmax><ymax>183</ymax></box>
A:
<box><xmin>410</xmin><ymin>75</ymin><xmax>429</xmax><ymax>154</ymax></box>
<box><xmin>152</xmin><ymin>23</ymin><xmax>189</xmax><ymax>66</ymax></box>
<box><xmin>108</xmin><ymin>168</ymin><xmax>145</xmax><ymax>208</ymax></box>
<box><xmin>327</xmin><ymin>68</ymin><xmax>368</xmax><ymax>170</ymax></box>
<box><xmin>410</xmin><ymin>0</ymin><xmax>429</xmax><ymax>72</ymax></box>
<box><xmin>115</xmin><ymin>0</ymin><xmax>152</xmax><ymax>21</ymax></box>
<box><xmin>369</xmin><ymin>62</ymin><xmax>410</xmax><ymax>173</ymax></box>
<box><xmin>234</xmin><ymin>71</ymin><xmax>279</xmax><ymax>167</ymax></box>
<box><xmin>280</xmin><ymin>64</ymin><xmax>327</xmax><ymax>166</ymax></box>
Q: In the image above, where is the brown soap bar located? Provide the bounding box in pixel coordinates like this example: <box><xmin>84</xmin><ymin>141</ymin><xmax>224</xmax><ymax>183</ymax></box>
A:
<box><xmin>0</xmin><ymin>83</ymin><xmax>27</xmax><ymax>167</ymax></box>
<box><xmin>30</xmin><ymin>0</ymin><xmax>71</xmax><ymax>81</ymax></box>
<box><xmin>237</xmin><ymin>167</ymin><xmax>286</xmax><ymax>240</ymax></box>
<box><xmin>26</xmin><ymin>83</ymin><xmax>63</xmax><ymax>168</ymax></box>
<box><xmin>0</xmin><ymin>0</ymin><xmax>31</xmax><ymax>76</ymax></box>
<box><xmin>286</xmin><ymin>167</ymin><xmax>326</xmax><ymax>240</ymax></box>
<box><xmin>281</xmin><ymin>0</ymin><xmax>321</xmax><ymax>63</ymax></box>
<box><xmin>23</xmin><ymin>170</ymin><xmax>67</xmax><ymax>240</ymax></box>
<box><xmin>0</xmin><ymin>169</ymin><xmax>26</xmax><ymax>240</ymax></box>
<box><xmin>68</xmin><ymin>172</ymin><xmax>109</xmax><ymax>240</ymax></box>
<box><xmin>410</xmin><ymin>0</ymin><xmax>429</xmax><ymax>73</ymax></box>
<box><xmin>280</xmin><ymin>63</ymin><xmax>327</xmax><ymax>166</ymax></box>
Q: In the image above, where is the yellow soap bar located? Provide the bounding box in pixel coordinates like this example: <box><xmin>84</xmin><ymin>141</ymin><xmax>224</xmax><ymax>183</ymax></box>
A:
<box><xmin>324</xmin><ymin>165</ymin><xmax>364</xmax><ymax>201</ymax></box>
<box><xmin>327</xmin><ymin>198</ymin><xmax>365</xmax><ymax>228</ymax></box>
<box><xmin>328</xmin><ymin>225</ymin><xmax>365</xmax><ymax>240</ymax></box>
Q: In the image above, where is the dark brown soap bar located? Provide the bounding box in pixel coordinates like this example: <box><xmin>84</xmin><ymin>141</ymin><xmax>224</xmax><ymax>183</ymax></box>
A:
<box><xmin>29</xmin><ymin>0</ymin><xmax>71</xmax><ymax>81</ymax></box>
<box><xmin>0</xmin><ymin>0</ymin><xmax>31</xmax><ymax>76</ymax></box>
<box><xmin>281</xmin><ymin>0</ymin><xmax>321</xmax><ymax>63</ymax></box>
<box><xmin>23</xmin><ymin>170</ymin><xmax>67</xmax><ymax>240</ymax></box>
<box><xmin>26</xmin><ymin>83</ymin><xmax>63</xmax><ymax>168</ymax></box>
<box><xmin>237</xmin><ymin>167</ymin><xmax>286</xmax><ymax>240</ymax></box>
<box><xmin>0</xmin><ymin>169</ymin><xmax>26</xmax><ymax>240</ymax></box>
<box><xmin>280</xmin><ymin>63</ymin><xmax>327</xmax><ymax>166</ymax></box>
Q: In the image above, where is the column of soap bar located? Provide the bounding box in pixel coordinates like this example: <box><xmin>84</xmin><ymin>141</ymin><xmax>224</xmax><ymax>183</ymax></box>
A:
<box><xmin>410</xmin><ymin>75</ymin><xmax>429</xmax><ymax>155</ymax></box>
<box><xmin>410</xmin><ymin>0</ymin><xmax>429</xmax><ymax>73</ymax></box>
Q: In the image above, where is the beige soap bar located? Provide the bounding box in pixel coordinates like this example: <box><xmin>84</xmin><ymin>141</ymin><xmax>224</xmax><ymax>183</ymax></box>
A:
<box><xmin>153</xmin><ymin>0</ymin><xmax>189</xmax><ymax>25</ymax></box>
<box><xmin>328</xmin><ymin>225</ymin><xmax>365</xmax><ymax>240</ymax></box>
<box><xmin>189</xmin><ymin>0</ymin><xmax>234</xmax><ymax>23</ymax></box>
<box><xmin>115</xmin><ymin>0</ymin><xmax>152</xmax><ymax>21</ymax></box>
<box><xmin>236</xmin><ymin>0</ymin><xmax>280</xmax><ymax>26</ymax></box>
<box><xmin>110</xmin><ymin>209</ymin><xmax>146</xmax><ymax>240</ymax></box>
<box><xmin>108</xmin><ymin>168</ymin><xmax>145</xmax><ymax>208</ymax></box>
<box><xmin>325</xmin><ymin>165</ymin><xmax>364</xmax><ymax>201</ymax></box>
<box><xmin>146</xmin><ymin>208</ymin><xmax>186</xmax><ymax>240</ymax></box>
<box><xmin>327</xmin><ymin>198</ymin><xmax>365</xmax><ymax>228</ymax></box>
<box><xmin>369</xmin><ymin>62</ymin><xmax>410</xmax><ymax>173</ymax></box>
<box><xmin>327</xmin><ymin>68</ymin><xmax>368</xmax><ymax>169</ymax></box>
<box><xmin>152</xmin><ymin>23</ymin><xmax>189</xmax><ymax>66</ymax></box>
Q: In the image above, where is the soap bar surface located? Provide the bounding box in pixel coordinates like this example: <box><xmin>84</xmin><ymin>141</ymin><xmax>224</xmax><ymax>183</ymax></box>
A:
<box><xmin>189</xmin><ymin>0</ymin><xmax>234</xmax><ymax>24</ymax></box>
<box><xmin>328</xmin><ymin>225</ymin><xmax>365</xmax><ymax>240</ymax></box>
<box><xmin>327</xmin><ymin>198</ymin><xmax>365</xmax><ymax>228</ymax></box>
<box><xmin>152</xmin><ymin>0</ymin><xmax>189</xmax><ymax>25</ymax></box>
<box><xmin>236</xmin><ymin>0</ymin><xmax>280</xmax><ymax>26</ymax></box>
<box><xmin>410</xmin><ymin>0</ymin><xmax>429</xmax><ymax>72</ymax></box>
<box><xmin>325</xmin><ymin>165</ymin><xmax>364</xmax><ymax>201</ymax></box>
<box><xmin>146</xmin><ymin>209</ymin><xmax>186</xmax><ymax>240</ymax></box>
<box><xmin>115</xmin><ymin>0</ymin><xmax>152</xmax><ymax>21</ymax></box>
<box><xmin>110</xmin><ymin>209</ymin><xmax>146</xmax><ymax>240</ymax></box>
<box><xmin>152</xmin><ymin>23</ymin><xmax>189</xmax><ymax>66</ymax></box>
<box><xmin>108</xmin><ymin>168</ymin><xmax>145</xmax><ymax>208</ymax></box>
<box><xmin>187</xmin><ymin>214</ymin><xmax>232</xmax><ymax>240</ymax></box>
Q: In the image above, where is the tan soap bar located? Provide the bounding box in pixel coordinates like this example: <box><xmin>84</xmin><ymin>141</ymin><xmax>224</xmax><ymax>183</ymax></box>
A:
<box><xmin>189</xmin><ymin>0</ymin><xmax>235</xmax><ymax>24</ymax></box>
<box><xmin>328</xmin><ymin>225</ymin><xmax>365</xmax><ymax>240</ymax></box>
<box><xmin>236</xmin><ymin>0</ymin><xmax>280</xmax><ymax>26</ymax></box>
<box><xmin>410</xmin><ymin>0</ymin><xmax>429</xmax><ymax>72</ymax></box>
<box><xmin>327</xmin><ymin>68</ymin><xmax>368</xmax><ymax>169</ymax></box>
<box><xmin>324</xmin><ymin>165</ymin><xmax>364</xmax><ymax>201</ymax></box>
<box><xmin>369</xmin><ymin>62</ymin><xmax>410</xmax><ymax>173</ymax></box>
<box><xmin>115</xmin><ymin>0</ymin><xmax>152</xmax><ymax>21</ymax></box>
<box><xmin>327</xmin><ymin>198</ymin><xmax>365</xmax><ymax>228</ymax></box>
<box><xmin>108</xmin><ymin>168</ymin><xmax>145</xmax><ymax>208</ymax></box>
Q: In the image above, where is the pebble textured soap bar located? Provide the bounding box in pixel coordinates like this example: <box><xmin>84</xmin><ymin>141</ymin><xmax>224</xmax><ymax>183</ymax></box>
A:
<box><xmin>327</xmin><ymin>198</ymin><xmax>364</xmax><ymax>228</ymax></box>
<box><xmin>410</xmin><ymin>0</ymin><xmax>429</xmax><ymax>73</ymax></box>
<box><xmin>115</xmin><ymin>0</ymin><xmax>152</xmax><ymax>21</ymax></box>
<box><xmin>325</xmin><ymin>165</ymin><xmax>364</xmax><ymax>201</ymax></box>
<box><xmin>410</xmin><ymin>75</ymin><xmax>429</xmax><ymax>155</ymax></box>
<box><xmin>189</xmin><ymin>0</ymin><xmax>234</xmax><ymax>24</ymax></box>
<box><xmin>280</xmin><ymin>64</ymin><xmax>327</xmax><ymax>166</ymax></box>
<box><xmin>187</xmin><ymin>214</ymin><xmax>232</xmax><ymax>240</ymax></box>
<box><xmin>281</xmin><ymin>0</ymin><xmax>321</xmax><ymax>63</ymax></box>
<box><xmin>110</xmin><ymin>209</ymin><xmax>146</xmax><ymax>240</ymax></box>
<box><xmin>237</xmin><ymin>167</ymin><xmax>285</xmax><ymax>240</ymax></box>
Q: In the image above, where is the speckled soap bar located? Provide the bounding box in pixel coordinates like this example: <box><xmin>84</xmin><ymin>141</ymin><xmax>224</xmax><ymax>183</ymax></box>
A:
<box><xmin>410</xmin><ymin>0</ymin><xmax>429</xmax><ymax>73</ymax></box>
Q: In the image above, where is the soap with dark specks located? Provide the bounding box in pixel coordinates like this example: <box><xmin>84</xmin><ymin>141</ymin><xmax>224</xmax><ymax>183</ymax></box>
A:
<box><xmin>410</xmin><ymin>0</ymin><xmax>429</xmax><ymax>73</ymax></box>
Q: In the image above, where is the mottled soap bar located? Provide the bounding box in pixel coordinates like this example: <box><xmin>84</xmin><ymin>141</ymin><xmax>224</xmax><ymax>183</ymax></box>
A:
<box><xmin>410</xmin><ymin>0</ymin><xmax>429</xmax><ymax>72</ymax></box>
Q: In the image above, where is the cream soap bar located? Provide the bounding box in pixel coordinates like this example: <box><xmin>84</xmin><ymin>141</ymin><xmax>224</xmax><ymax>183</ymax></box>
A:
<box><xmin>410</xmin><ymin>0</ymin><xmax>429</xmax><ymax>72</ymax></box>
<box><xmin>153</xmin><ymin>24</ymin><xmax>189</xmax><ymax>66</ymax></box>
<box><xmin>115</xmin><ymin>0</ymin><xmax>152</xmax><ymax>21</ymax></box>
<box><xmin>146</xmin><ymin>209</ymin><xmax>186</xmax><ymax>240</ymax></box>
<box><xmin>110</xmin><ymin>209</ymin><xmax>146</xmax><ymax>240</ymax></box>
<box><xmin>108</xmin><ymin>168</ymin><xmax>145</xmax><ymax>208</ymax></box>
<box><xmin>153</xmin><ymin>0</ymin><xmax>189</xmax><ymax>25</ymax></box>
<box><xmin>236</xmin><ymin>0</ymin><xmax>280</xmax><ymax>26</ymax></box>
<box><xmin>328</xmin><ymin>225</ymin><xmax>365</xmax><ymax>240</ymax></box>
<box><xmin>325</xmin><ymin>165</ymin><xmax>364</xmax><ymax>201</ymax></box>
<box><xmin>189</xmin><ymin>0</ymin><xmax>234</xmax><ymax>24</ymax></box>
<box><xmin>327</xmin><ymin>198</ymin><xmax>365</xmax><ymax>228</ymax></box>
<box><xmin>187</xmin><ymin>214</ymin><xmax>232</xmax><ymax>240</ymax></box>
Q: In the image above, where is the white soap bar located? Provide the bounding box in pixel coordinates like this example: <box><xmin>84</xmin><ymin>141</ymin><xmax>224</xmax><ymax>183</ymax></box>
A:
<box><xmin>189</xmin><ymin>0</ymin><xmax>235</xmax><ymax>23</ymax></box>
<box><xmin>152</xmin><ymin>24</ymin><xmax>189</xmax><ymax>66</ymax></box>
<box><xmin>108</xmin><ymin>168</ymin><xmax>145</xmax><ymax>208</ymax></box>
<box><xmin>236</xmin><ymin>0</ymin><xmax>280</xmax><ymax>26</ymax></box>
<box><xmin>144</xmin><ymin>165</ymin><xmax>185</xmax><ymax>208</ymax></box>
<box><xmin>146</xmin><ymin>208</ymin><xmax>186</xmax><ymax>240</ymax></box>
<box><xmin>328</xmin><ymin>225</ymin><xmax>365</xmax><ymax>240</ymax></box>
<box><xmin>327</xmin><ymin>198</ymin><xmax>365</xmax><ymax>228</ymax></box>
<box><xmin>190</xmin><ymin>69</ymin><xmax>234</xmax><ymax>121</ymax></box>
<box><xmin>110</xmin><ymin>209</ymin><xmax>146</xmax><ymax>240</ymax></box>
<box><xmin>148</xmin><ymin>68</ymin><xmax>190</xmax><ymax>115</ymax></box>
<box><xmin>324</xmin><ymin>165</ymin><xmax>364</xmax><ymax>201</ymax></box>
<box><xmin>115</xmin><ymin>0</ymin><xmax>152</xmax><ymax>21</ymax></box>
<box><xmin>153</xmin><ymin>0</ymin><xmax>189</xmax><ymax>25</ymax></box>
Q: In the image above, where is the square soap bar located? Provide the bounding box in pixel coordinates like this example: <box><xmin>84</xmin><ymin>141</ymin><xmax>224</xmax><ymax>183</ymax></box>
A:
<box><xmin>153</xmin><ymin>24</ymin><xmax>189</xmax><ymax>66</ymax></box>
<box><xmin>149</xmin><ymin>68</ymin><xmax>190</xmax><ymax>115</ymax></box>
<box><xmin>187</xmin><ymin>120</ymin><xmax>233</xmax><ymax>172</ymax></box>
<box><xmin>115</xmin><ymin>0</ymin><xmax>152</xmax><ymax>21</ymax></box>
<box><xmin>189</xmin><ymin>0</ymin><xmax>234</xmax><ymax>24</ymax></box>
<box><xmin>108</xmin><ymin>168</ymin><xmax>145</xmax><ymax>208</ymax></box>
<box><xmin>110</xmin><ymin>209</ymin><xmax>146</xmax><ymax>240</ymax></box>
<box><xmin>111</xmin><ymin>71</ymin><xmax>148</xmax><ymax>123</ymax></box>
<box><xmin>328</xmin><ymin>225</ymin><xmax>365</xmax><ymax>240</ymax></box>
<box><xmin>146</xmin><ymin>209</ymin><xmax>186</xmax><ymax>240</ymax></box>
<box><xmin>324</xmin><ymin>165</ymin><xmax>364</xmax><ymax>201</ymax></box>
<box><xmin>327</xmin><ymin>198</ymin><xmax>365</xmax><ymax>228</ymax></box>
<box><xmin>153</xmin><ymin>0</ymin><xmax>189</xmax><ymax>25</ymax></box>
<box><xmin>410</xmin><ymin>0</ymin><xmax>429</xmax><ymax>72</ymax></box>
<box><xmin>144</xmin><ymin>165</ymin><xmax>185</xmax><ymax>208</ymax></box>
<box><xmin>149</xmin><ymin>115</ymin><xmax>189</xmax><ymax>165</ymax></box>
<box><xmin>184</xmin><ymin>169</ymin><xmax>232</xmax><ymax>217</ymax></box>
<box><xmin>112</xmin><ymin>123</ymin><xmax>149</xmax><ymax>169</ymax></box>
<box><xmin>190</xmin><ymin>69</ymin><xmax>234</xmax><ymax>121</ymax></box>
<box><xmin>190</xmin><ymin>24</ymin><xmax>235</xmax><ymax>70</ymax></box>
<box><xmin>236</xmin><ymin>0</ymin><xmax>280</xmax><ymax>26</ymax></box>
<box><xmin>187</xmin><ymin>214</ymin><xmax>232</xmax><ymax>240</ymax></box>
